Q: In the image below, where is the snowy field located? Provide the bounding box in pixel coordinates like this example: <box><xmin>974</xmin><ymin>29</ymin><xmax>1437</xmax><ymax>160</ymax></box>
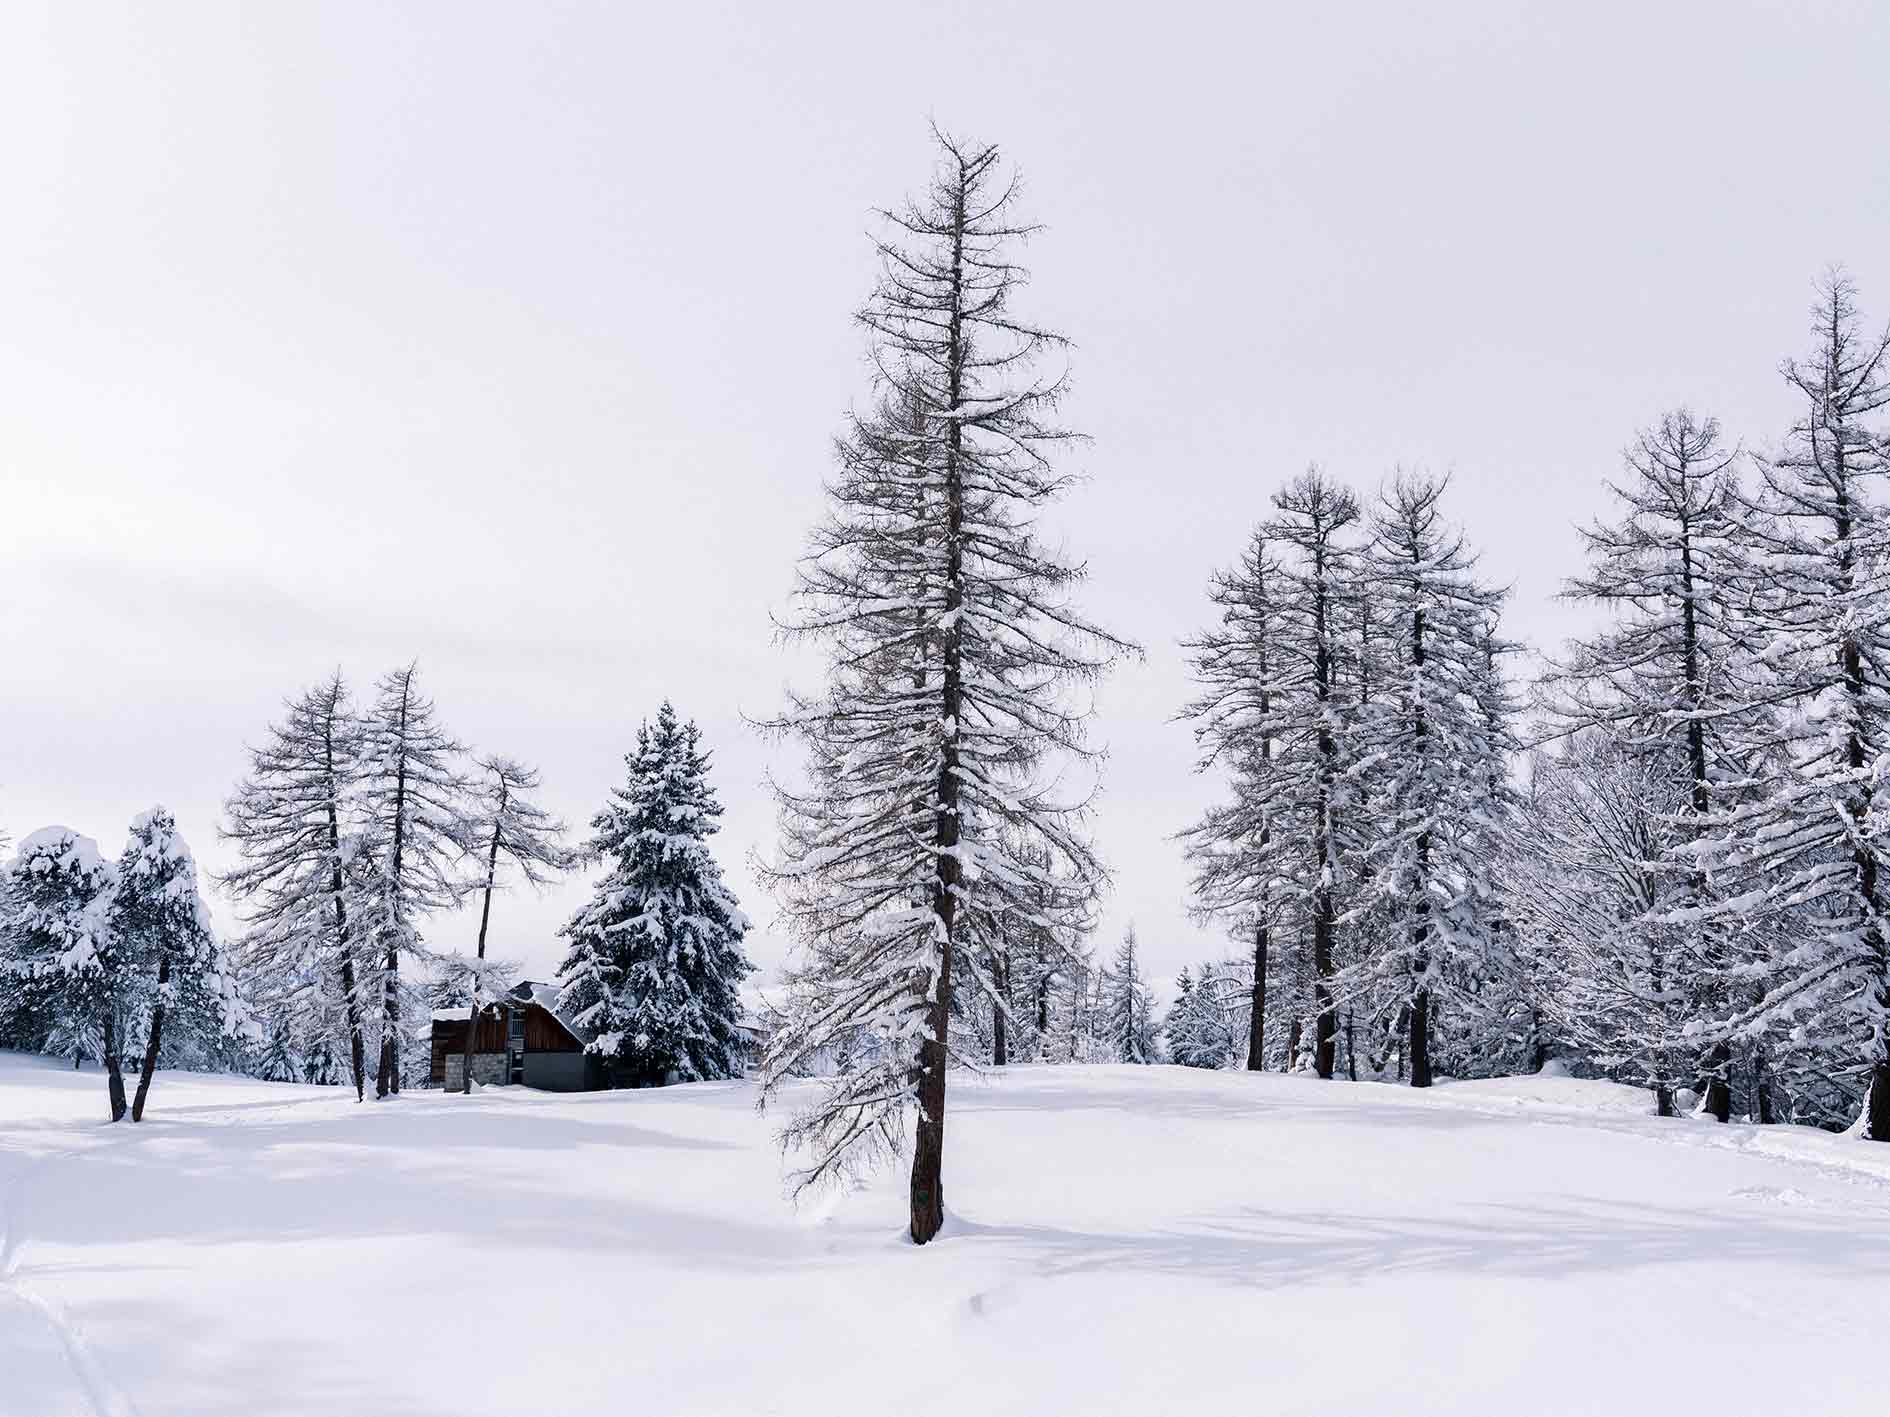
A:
<box><xmin>5</xmin><ymin>1054</ymin><xmax>1890</xmax><ymax>1416</ymax></box>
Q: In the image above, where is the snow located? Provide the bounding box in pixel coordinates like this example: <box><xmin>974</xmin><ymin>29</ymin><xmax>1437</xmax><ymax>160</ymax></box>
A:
<box><xmin>5</xmin><ymin>1053</ymin><xmax>1890</xmax><ymax>1415</ymax></box>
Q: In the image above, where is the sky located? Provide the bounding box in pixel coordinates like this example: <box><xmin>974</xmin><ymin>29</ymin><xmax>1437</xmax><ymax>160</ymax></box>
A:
<box><xmin>4</xmin><ymin>1</ymin><xmax>1889</xmax><ymax>1002</ymax></box>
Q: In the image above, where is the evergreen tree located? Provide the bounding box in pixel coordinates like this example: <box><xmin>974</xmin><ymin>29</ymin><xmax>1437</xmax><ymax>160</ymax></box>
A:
<box><xmin>1165</xmin><ymin>962</ymin><xmax>1244</xmax><ymax>1069</ymax></box>
<box><xmin>1346</xmin><ymin>473</ymin><xmax>1513</xmax><ymax>1087</ymax></box>
<box><xmin>1545</xmin><ymin>409</ymin><xmax>1758</xmax><ymax>1118</ymax></box>
<box><xmin>1706</xmin><ymin>271</ymin><xmax>1890</xmax><ymax>1136</ymax></box>
<box><xmin>1101</xmin><ymin>925</ymin><xmax>1159</xmax><ymax>1064</ymax></box>
<box><xmin>221</xmin><ymin>671</ymin><xmax>372</xmax><ymax>1100</ymax></box>
<box><xmin>110</xmin><ymin>807</ymin><xmax>248</xmax><ymax>1121</ymax></box>
<box><xmin>758</xmin><ymin>130</ymin><xmax>1133</xmax><ymax>1243</ymax></box>
<box><xmin>452</xmin><ymin>755</ymin><xmax>568</xmax><ymax>1093</ymax></box>
<box><xmin>1</xmin><ymin>827</ymin><xmax>126</xmax><ymax>1118</ymax></box>
<box><xmin>1180</xmin><ymin>531</ymin><xmax>1295</xmax><ymax>1073</ymax></box>
<box><xmin>559</xmin><ymin>703</ymin><xmax>753</xmax><ymax>1087</ymax></box>
<box><xmin>352</xmin><ymin>663</ymin><xmax>474</xmax><ymax>1099</ymax></box>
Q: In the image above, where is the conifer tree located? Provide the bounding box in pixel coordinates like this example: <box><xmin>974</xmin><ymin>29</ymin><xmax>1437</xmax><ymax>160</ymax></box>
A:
<box><xmin>222</xmin><ymin>672</ymin><xmax>371</xmax><ymax>1098</ymax></box>
<box><xmin>452</xmin><ymin>755</ymin><xmax>568</xmax><ymax>1093</ymax></box>
<box><xmin>1</xmin><ymin>827</ymin><xmax>126</xmax><ymax>1118</ymax></box>
<box><xmin>1707</xmin><ymin>271</ymin><xmax>1890</xmax><ymax>1136</ymax></box>
<box><xmin>353</xmin><ymin>663</ymin><xmax>474</xmax><ymax>1098</ymax></box>
<box><xmin>1101</xmin><ymin>925</ymin><xmax>1159</xmax><ymax>1064</ymax></box>
<box><xmin>1545</xmin><ymin>410</ymin><xmax>1757</xmax><ymax>1118</ymax></box>
<box><xmin>111</xmin><ymin>807</ymin><xmax>247</xmax><ymax>1121</ymax></box>
<box><xmin>759</xmin><ymin>129</ymin><xmax>1135</xmax><ymax>1243</ymax></box>
<box><xmin>1347</xmin><ymin>473</ymin><xmax>1512</xmax><ymax>1086</ymax></box>
<box><xmin>559</xmin><ymin>703</ymin><xmax>753</xmax><ymax>1087</ymax></box>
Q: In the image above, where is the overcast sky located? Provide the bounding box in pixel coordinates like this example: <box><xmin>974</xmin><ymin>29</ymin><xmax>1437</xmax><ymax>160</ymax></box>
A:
<box><xmin>5</xmin><ymin>2</ymin><xmax>1888</xmax><ymax>999</ymax></box>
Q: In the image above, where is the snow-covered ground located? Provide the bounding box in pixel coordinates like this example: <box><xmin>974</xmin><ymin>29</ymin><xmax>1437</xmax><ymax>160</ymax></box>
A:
<box><xmin>5</xmin><ymin>1053</ymin><xmax>1890</xmax><ymax>1416</ymax></box>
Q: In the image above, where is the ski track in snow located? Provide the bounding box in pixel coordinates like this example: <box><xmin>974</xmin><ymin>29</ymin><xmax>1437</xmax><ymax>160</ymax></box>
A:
<box><xmin>1</xmin><ymin>1138</ymin><xmax>144</xmax><ymax>1417</ymax></box>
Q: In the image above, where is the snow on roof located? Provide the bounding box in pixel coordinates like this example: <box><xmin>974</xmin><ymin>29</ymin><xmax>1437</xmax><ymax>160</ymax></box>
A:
<box><xmin>508</xmin><ymin>980</ymin><xmax>596</xmax><ymax>1046</ymax></box>
<box><xmin>431</xmin><ymin>1008</ymin><xmax>472</xmax><ymax>1022</ymax></box>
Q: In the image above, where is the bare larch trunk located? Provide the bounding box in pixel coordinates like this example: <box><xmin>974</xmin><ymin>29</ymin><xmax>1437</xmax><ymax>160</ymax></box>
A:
<box><xmin>130</xmin><ymin>955</ymin><xmax>170</xmax><ymax>1121</ymax></box>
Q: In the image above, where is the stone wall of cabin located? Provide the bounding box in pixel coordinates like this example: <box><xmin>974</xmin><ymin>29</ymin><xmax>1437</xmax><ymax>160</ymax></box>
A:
<box><xmin>443</xmin><ymin>1052</ymin><xmax>511</xmax><ymax>1090</ymax></box>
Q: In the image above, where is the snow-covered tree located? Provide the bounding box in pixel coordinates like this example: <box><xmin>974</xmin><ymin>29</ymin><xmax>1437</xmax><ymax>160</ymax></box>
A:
<box><xmin>758</xmin><ymin>129</ymin><xmax>1135</xmax><ymax>1243</ymax></box>
<box><xmin>1</xmin><ymin>827</ymin><xmax>125</xmax><ymax>1118</ymax></box>
<box><xmin>450</xmin><ymin>755</ymin><xmax>568</xmax><ymax>1093</ymax></box>
<box><xmin>110</xmin><ymin>807</ymin><xmax>248</xmax><ymax>1120</ymax></box>
<box><xmin>352</xmin><ymin>663</ymin><xmax>474</xmax><ymax>1099</ymax></box>
<box><xmin>1165</xmin><ymin>961</ymin><xmax>1246</xmax><ymax>1069</ymax></box>
<box><xmin>222</xmin><ymin>672</ymin><xmax>371</xmax><ymax>1099</ymax></box>
<box><xmin>559</xmin><ymin>703</ymin><xmax>753</xmax><ymax>1087</ymax></box>
<box><xmin>1180</xmin><ymin>531</ymin><xmax>1296</xmax><ymax>1072</ymax></box>
<box><xmin>1544</xmin><ymin>409</ymin><xmax>1758</xmax><ymax>1118</ymax></box>
<box><xmin>1705</xmin><ymin>271</ymin><xmax>1890</xmax><ymax>1136</ymax></box>
<box><xmin>1345</xmin><ymin>473</ymin><xmax>1513</xmax><ymax>1087</ymax></box>
<box><xmin>1101</xmin><ymin>925</ymin><xmax>1160</xmax><ymax>1064</ymax></box>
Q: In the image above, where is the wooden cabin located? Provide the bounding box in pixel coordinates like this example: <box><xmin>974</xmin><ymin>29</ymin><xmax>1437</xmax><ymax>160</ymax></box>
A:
<box><xmin>428</xmin><ymin>981</ymin><xmax>604</xmax><ymax>1092</ymax></box>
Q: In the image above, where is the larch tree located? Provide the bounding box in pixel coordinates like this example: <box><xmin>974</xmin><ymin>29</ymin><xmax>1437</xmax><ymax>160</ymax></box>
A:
<box><xmin>221</xmin><ymin>672</ymin><xmax>371</xmax><ymax>1099</ymax></box>
<box><xmin>1</xmin><ymin>828</ymin><xmax>125</xmax><ymax>1118</ymax></box>
<box><xmin>1707</xmin><ymin>271</ymin><xmax>1890</xmax><ymax>1136</ymax></box>
<box><xmin>758</xmin><ymin>129</ymin><xmax>1134</xmax><ymax>1244</ymax></box>
<box><xmin>1101</xmin><ymin>925</ymin><xmax>1159</xmax><ymax>1064</ymax></box>
<box><xmin>353</xmin><ymin>663</ymin><xmax>474</xmax><ymax>1099</ymax></box>
<box><xmin>110</xmin><ymin>807</ymin><xmax>247</xmax><ymax>1121</ymax></box>
<box><xmin>1347</xmin><ymin>473</ymin><xmax>1512</xmax><ymax>1087</ymax></box>
<box><xmin>558</xmin><ymin>702</ymin><xmax>753</xmax><ymax>1087</ymax></box>
<box><xmin>1179</xmin><ymin>531</ymin><xmax>1295</xmax><ymax>1073</ymax></box>
<box><xmin>453</xmin><ymin>754</ymin><xmax>569</xmax><ymax>1094</ymax></box>
<box><xmin>1544</xmin><ymin>410</ymin><xmax>1757</xmax><ymax>1119</ymax></box>
<box><xmin>1263</xmin><ymin>469</ymin><xmax>1362</xmax><ymax>1079</ymax></box>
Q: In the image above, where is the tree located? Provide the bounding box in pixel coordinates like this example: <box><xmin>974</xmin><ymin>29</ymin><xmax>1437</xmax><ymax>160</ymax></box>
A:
<box><xmin>1101</xmin><ymin>926</ymin><xmax>1159</xmax><ymax>1064</ymax></box>
<box><xmin>353</xmin><ymin>663</ymin><xmax>474</xmax><ymax>1099</ymax></box>
<box><xmin>1545</xmin><ymin>410</ymin><xmax>1757</xmax><ymax>1119</ymax></box>
<box><xmin>1165</xmin><ymin>961</ymin><xmax>1245</xmax><ymax>1069</ymax></box>
<box><xmin>1706</xmin><ymin>270</ymin><xmax>1890</xmax><ymax>1137</ymax></box>
<box><xmin>1347</xmin><ymin>473</ymin><xmax>1512</xmax><ymax>1087</ymax></box>
<box><xmin>759</xmin><ymin>129</ymin><xmax>1135</xmax><ymax>1243</ymax></box>
<box><xmin>1180</xmin><ymin>532</ymin><xmax>1295</xmax><ymax>1073</ymax></box>
<box><xmin>1263</xmin><ymin>469</ymin><xmax>1361</xmax><ymax>1079</ymax></box>
<box><xmin>1</xmin><ymin>827</ymin><xmax>125</xmax><ymax>1118</ymax></box>
<box><xmin>222</xmin><ymin>671</ymin><xmax>372</xmax><ymax>1100</ymax></box>
<box><xmin>559</xmin><ymin>703</ymin><xmax>753</xmax><ymax>1087</ymax></box>
<box><xmin>111</xmin><ymin>807</ymin><xmax>248</xmax><ymax>1121</ymax></box>
<box><xmin>455</xmin><ymin>755</ymin><xmax>568</xmax><ymax>1094</ymax></box>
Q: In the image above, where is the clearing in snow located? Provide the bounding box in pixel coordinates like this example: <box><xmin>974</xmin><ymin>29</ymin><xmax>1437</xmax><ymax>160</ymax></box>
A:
<box><xmin>3</xmin><ymin>1052</ymin><xmax>1888</xmax><ymax>1415</ymax></box>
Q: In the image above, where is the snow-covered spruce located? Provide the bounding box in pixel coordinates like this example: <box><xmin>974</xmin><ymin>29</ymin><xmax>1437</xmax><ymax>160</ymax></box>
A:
<box><xmin>757</xmin><ymin>129</ymin><xmax>1135</xmax><ymax>1243</ymax></box>
<box><xmin>558</xmin><ymin>702</ymin><xmax>753</xmax><ymax>1088</ymax></box>
<box><xmin>0</xmin><ymin>826</ymin><xmax>125</xmax><ymax>1117</ymax></box>
<box><xmin>221</xmin><ymin>671</ymin><xmax>374</xmax><ymax>1099</ymax></box>
<box><xmin>1099</xmin><ymin>924</ymin><xmax>1159</xmax><ymax>1064</ymax></box>
<box><xmin>109</xmin><ymin>807</ymin><xmax>250</xmax><ymax>1120</ymax></box>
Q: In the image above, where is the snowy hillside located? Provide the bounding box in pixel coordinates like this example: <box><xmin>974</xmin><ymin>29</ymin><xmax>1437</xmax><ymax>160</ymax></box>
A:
<box><xmin>5</xmin><ymin>1054</ymin><xmax>1890</xmax><ymax>1417</ymax></box>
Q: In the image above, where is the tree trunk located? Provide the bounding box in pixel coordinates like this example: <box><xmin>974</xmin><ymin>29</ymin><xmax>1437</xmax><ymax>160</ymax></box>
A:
<box><xmin>101</xmin><ymin>1011</ymin><xmax>128</xmax><ymax>1122</ymax></box>
<box><xmin>1345</xmin><ymin>1009</ymin><xmax>1357</xmax><ymax>1082</ymax></box>
<box><xmin>377</xmin><ymin>693</ymin><xmax>413</xmax><ymax>1101</ymax></box>
<box><xmin>323</xmin><ymin>720</ymin><xmax>366</xmax><ymax>1104</ymax></box>
<box><xmin>1286</xmin><ymin>1017</ymin><xmax>1301</xmax><ymax>1073</ymax></box>
<box><xmin>1408</xmin><ymin>989</ymin><xmax>1432</xmax><ymax>1088</ymax></box>
<box><xmin>1701</xmin><ymin>1041</ymin><xmax>1732</xmax><ymax>1123</ymax></box>
<box><xmin>1753</xmin><ymin>1048</ymin><xmax>1777</xmax><ymax>1124</ymax></box>
<box><xmin>130</xmin><ymin>955</ymin><xmax>171</xmax><ymax>1122</ymax></box>
<box><xmin>1655</xmin><ymin>1084</ymin><xmax>1675</xmax><ymax>1118</ymax></box>
<box><xmin>463</xmin><ymin>813</ymin><xmax>504</xmax><ymax>1094</ymax></box>
<box><xmin>1246</xmin><ymin>914</ymin><xmax>1268</xmax><ymax>1071</ymax></box>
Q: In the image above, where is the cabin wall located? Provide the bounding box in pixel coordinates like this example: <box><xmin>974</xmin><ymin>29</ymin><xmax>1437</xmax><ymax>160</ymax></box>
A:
<box><xmin>443</xmin><ymin>1052</ymin><xmax>510</xmax><ymax>1090</ymax></box>
<box><xmin>523</xmin><ymin>1052</ymin><xmax>601</xmax><ymax>1092</ymax></box>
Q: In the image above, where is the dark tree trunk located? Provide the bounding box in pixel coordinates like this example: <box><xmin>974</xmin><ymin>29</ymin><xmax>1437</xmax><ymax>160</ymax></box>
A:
<box><xmin>377</xmin><ymin>692</ymin><xmax>413</xmax><ymax>1101</ymax></box>
<box><xmin>101</xmin><ymin>1012</ymin><xmax>128</xmax><ymax>1122</ymax></box>
<box><xmin>1345</xmin><ymin>1009</ymin><xmax>1357</xmax><ymax>1082</ymax></box>
<box><xmin>323</xmin><ymin>719</ymin><xmax>366</xmax><ymax>1103</ymax></box>
<box><xmin>1246</xmin><ymin>914</ymin><xmax>1268</xmax><ymax>1071</ymax></box>
<box><xmin>1530</xmin><ymin>1009</ymin><xmax>1548</xmax><ymax>1073</ymax></box>
<box><xmin>1310</xmin><ymin>540</ymin><xmax>1338</xmax><ymax>1080</ymax></box>
<box><xmin>991</xmin><ymin>962</ymin><xmax>1008</xmax><ymax>1067</ymax></box>
<box><xmin>1701</xmin><ymin>1042</ymin><xmax>1732</xmax><ymax>1123</ymax></box>
<box><xmin>1870</xmin><ymin>1053</ymin><xmax>1890</xmax><ymax>1142</ymax></box>
<box><xmin>1753</xmin><ymin>1048</ymin><xmax>1777</xmax><ymax>1124</ymax></box>
<box><xmin>1655</xmin><ymin>1084</ymin><xmax>1675</xmax><ymax>1118</ymax></box>
<box><xmin>130</xmin><ymin>955</ymin><xmax>171</xmax><ymax>1122</ymax></box>
<box><xmin>463</xmin><ymin>808</ymin><xmax>504</xmax><ymax>1094</ymax></box>
<box><xmin>1408</xmin><ymin>989</ymin><xmax>1432</xmax><ymax>1088</ymax></box>
<box><xmin>1286</xmin><ymin>1017</ymin><xmax>1301</xmax><ymax>1073</ymax></box>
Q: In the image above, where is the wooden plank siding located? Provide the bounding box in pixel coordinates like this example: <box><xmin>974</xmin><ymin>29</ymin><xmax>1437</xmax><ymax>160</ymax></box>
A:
<box><xmin>428</xmin><ymin>1002</ymin><xmax>581</xmax><ymax>1085</ymax></box>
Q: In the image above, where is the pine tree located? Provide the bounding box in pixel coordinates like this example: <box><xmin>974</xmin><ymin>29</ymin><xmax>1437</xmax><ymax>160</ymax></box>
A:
<box><xmin>452</xmin><ymin>755</ymin><xmax>568</xmax><ymax>1093</ymax></box>
<box><xmin>1</xmin><ymin>827</ymin><xmax>126</xmax><ymax>1118</ymax></box>
<box><xmin>1347</xmin><ymin>473</ymin><xmax>1513</xmax><ymax>1086</ymax></box>
<box><xmin>1545</xmin><ymin>410</ymin><xmax>1758</xmax><ymax>1118</ymax></box>
<box><xmin>222</xmin><ymin>671</ymin><xmax>372</xmax><ymax>1100</ymax></box>
<box><xmin>110</xmin><ymin>807</ymin><xmax>248</xmax><ymax>1121</ymax></box>
<box><xmin>1707</xmin><ymin>270</ymin><xmax>1890</xmax><ymax>1136</ymax></box>
<box><xmin>1165</xmin><ymin>962</ymin><xmax>1244</xmax><ymax>1069</ymax></box>
<box><xmin>353</xmin><ymin>663</ymin><xmax>474</xmax><ymax>1099</ymax></box>
<box><xmin>559</xmin><ymin>703</ymin><xmax>753</xmax><ymax>1087</ymax></box>
<box><xmin>1101</xmin><ymin>925</ymin><xmax>1159</xmax><ymax>1064</ymax></box>
<box><xmin>759</xmin><ymin>129</ymin><xmax>1135</xmax><ymax>1243</ymax></box>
